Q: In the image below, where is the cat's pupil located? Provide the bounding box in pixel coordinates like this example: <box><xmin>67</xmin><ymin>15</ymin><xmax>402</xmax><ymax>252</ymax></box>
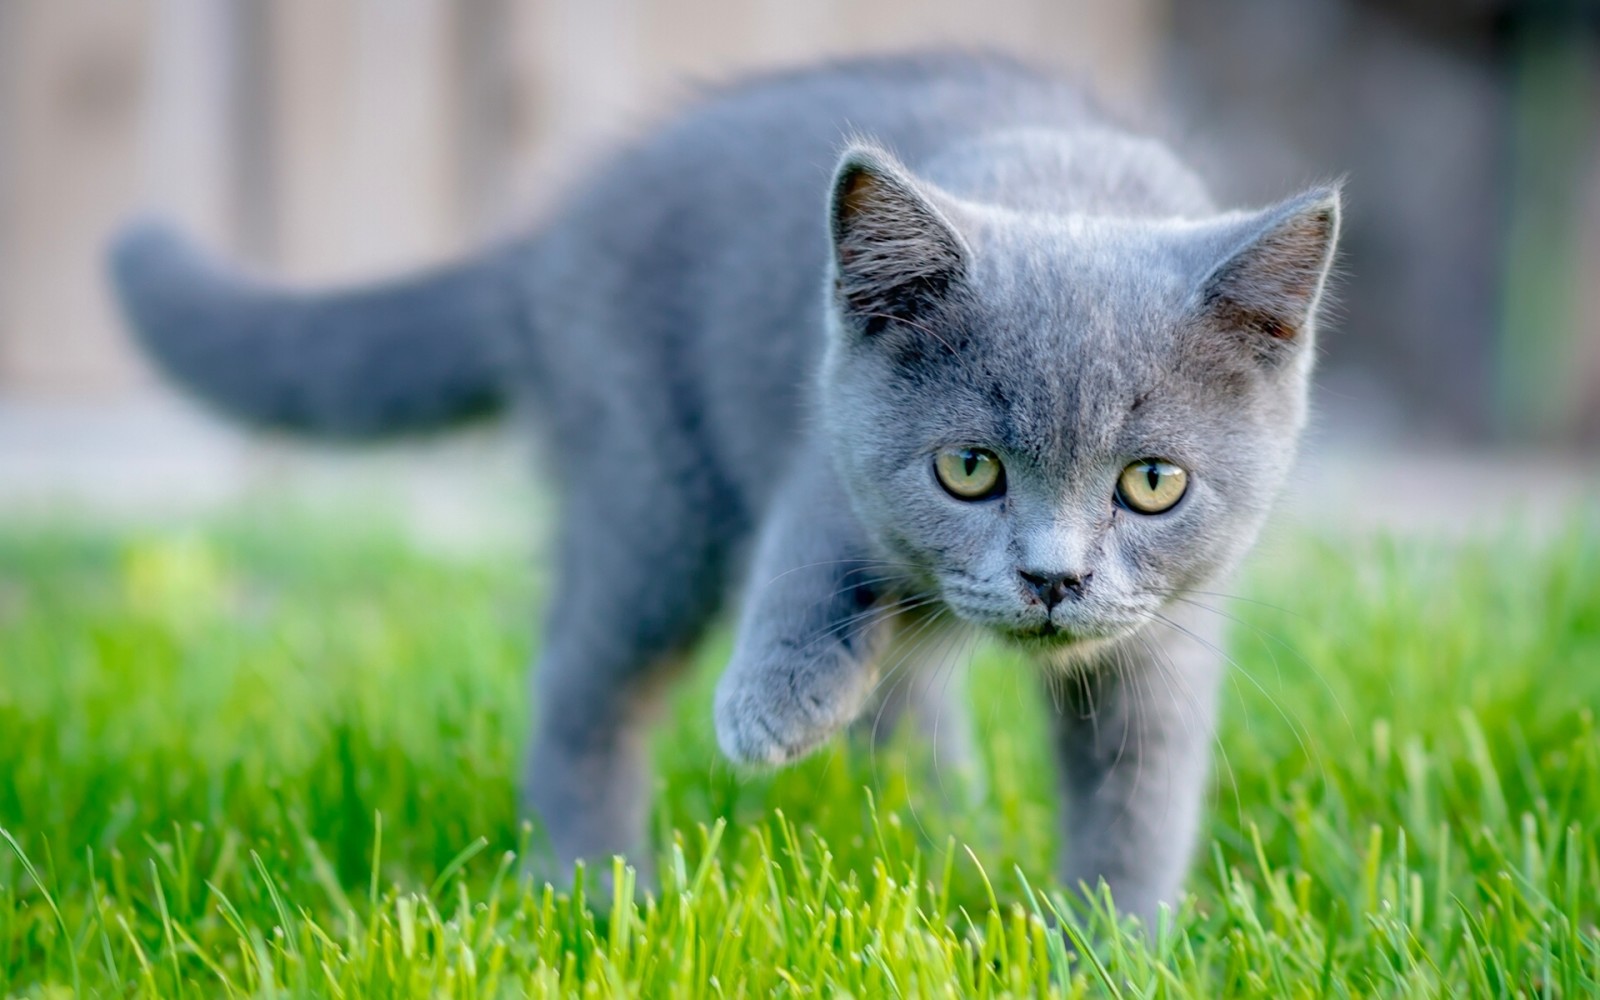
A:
<box><xmin>963</xmin><ymin>452</ymin><xmax>979</xmax><ymax>476</ymax></box>
<box><xmin>1146</xmin><ymin>464</ymin><xmax>1160</xmax><ymax>490</ymax></box>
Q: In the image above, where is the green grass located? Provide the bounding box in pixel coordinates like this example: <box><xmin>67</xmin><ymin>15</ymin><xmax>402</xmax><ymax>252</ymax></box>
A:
<box><xmin>2</xmin><ymin>508</ymin><xmax>1598</xmax><ymax>996</ymax></box>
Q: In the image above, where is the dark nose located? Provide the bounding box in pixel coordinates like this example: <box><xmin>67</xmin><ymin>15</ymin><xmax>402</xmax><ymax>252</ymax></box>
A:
<box><xmin>1019</xmin><ymin>569</ymin><xmax>1089</xmax><ymax>610</ymax></box>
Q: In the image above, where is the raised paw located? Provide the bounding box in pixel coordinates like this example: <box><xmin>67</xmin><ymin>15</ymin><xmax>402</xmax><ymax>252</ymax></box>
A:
<box><xmin>713</xmin><ymin>646</ymin><xmax>876</xmax><ymax>767</ymax></box>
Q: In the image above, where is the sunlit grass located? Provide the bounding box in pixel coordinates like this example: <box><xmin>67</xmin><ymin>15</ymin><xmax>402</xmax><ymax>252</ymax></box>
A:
<box><xmin>2</xmin><ymin>509</ymin><xmax>1597</xmax><ymax>996</ymax></box>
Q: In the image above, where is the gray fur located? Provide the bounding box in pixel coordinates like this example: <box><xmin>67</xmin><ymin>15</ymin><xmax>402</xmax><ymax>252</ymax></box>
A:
<box><xmin>108</xmin><ymin>52</ymin><xmax>1339</xmax><ymax>924</ymax></box>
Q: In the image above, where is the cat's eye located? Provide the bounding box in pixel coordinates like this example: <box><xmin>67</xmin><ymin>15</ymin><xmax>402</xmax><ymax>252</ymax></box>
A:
<box><xmin>935</xmin><ymin>448</ymin><xmax>1004</xmax><ymax>500</ymax></box>
<box><xmin>1117</xmin><ymin>459</ymin><xmax>1188</xmax><ymax>514</ymax></box>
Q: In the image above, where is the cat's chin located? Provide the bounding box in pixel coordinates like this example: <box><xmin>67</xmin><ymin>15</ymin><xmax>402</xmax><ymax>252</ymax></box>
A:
<box><xmin>987</xmin><ymin>621</ymin><xmax>1128</xmax><ymax>670</ymax></box>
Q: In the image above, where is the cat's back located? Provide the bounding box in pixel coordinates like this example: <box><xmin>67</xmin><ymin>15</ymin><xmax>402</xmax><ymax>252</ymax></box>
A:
<box><xmin>547</xmin><ymin>52</ymin><xmax>1100</xmax><ymax>229</ymax></box>
<box><xmin>529</xmin><ymin>52</ymin><xmax>1102</xmax><ymax>309</ymax></box>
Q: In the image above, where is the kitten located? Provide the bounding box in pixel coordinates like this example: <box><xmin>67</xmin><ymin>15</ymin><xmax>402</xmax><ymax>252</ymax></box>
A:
<box><xmin>110</xmin><ymin>52</ymin><xmax>1339</xmax><ymax>923</ymax></box>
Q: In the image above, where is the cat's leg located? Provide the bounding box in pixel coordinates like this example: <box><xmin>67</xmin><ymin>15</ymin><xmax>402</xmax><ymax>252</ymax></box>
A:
<box><xmin>715</xmin><ymin>457</ymin><xmax>912</xmax><ymax>767</ymax></box>
<box><xmin>522</xmin><ymin>471</ymin><xmax>729</xmax><ymax>885</ymax></box>
<box><xmin>1045</xmin><ymin>606</ymin><xmax>1222</xmax><ymax>927</ymax></box>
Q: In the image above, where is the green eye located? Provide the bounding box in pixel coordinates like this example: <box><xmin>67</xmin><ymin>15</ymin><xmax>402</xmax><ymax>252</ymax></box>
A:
<box><xmin>935</xmin><ymin>448</ymin><xmax>1004</xmax><ymax>500</ymax></box>
<box><xmin>1117</xmin><ymin>459</ymin><xmax>1188</xmax><ymax>513</ymax></box>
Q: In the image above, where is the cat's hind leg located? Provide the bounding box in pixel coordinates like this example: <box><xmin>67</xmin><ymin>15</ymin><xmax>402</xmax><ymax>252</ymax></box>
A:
<box><xmin>521</xmin><ymin>466</ymin><xmax>732</xmax><ymax>887</ymax></box>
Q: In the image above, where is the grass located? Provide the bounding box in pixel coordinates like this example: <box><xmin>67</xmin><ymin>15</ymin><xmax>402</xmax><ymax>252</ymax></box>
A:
<box><xmin>1</xmin><ymin>507</ymin><xmax>1598</xmax><ymax>996</ymax></box>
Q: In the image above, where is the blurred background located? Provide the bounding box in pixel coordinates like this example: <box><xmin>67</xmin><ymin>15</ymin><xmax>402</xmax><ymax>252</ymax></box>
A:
<box><xmin>1</xmin><ymin>0</ymin><xmax>1596</xmax><ymax>538</ymax></box>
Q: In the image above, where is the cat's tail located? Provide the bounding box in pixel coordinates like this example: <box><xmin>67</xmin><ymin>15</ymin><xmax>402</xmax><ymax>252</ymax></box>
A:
<box><xmin>107</xmin><ymin>222</ymin><xmax>524</xmax><ymax>437</ymax></box>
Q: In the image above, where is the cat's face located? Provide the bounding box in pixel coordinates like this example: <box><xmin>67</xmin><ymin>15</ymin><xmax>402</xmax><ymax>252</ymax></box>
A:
<box><xmin>819</xmin><ymin>146</ymin><xmax>1338</xmax><ymax>660</ymax></box>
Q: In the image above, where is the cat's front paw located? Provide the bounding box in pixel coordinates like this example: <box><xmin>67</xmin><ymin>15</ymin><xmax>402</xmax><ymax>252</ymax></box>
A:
<box><xmin>714</xmin><ymin>647</ymin><xmax>875</xmax><ymax>767</ymax></box>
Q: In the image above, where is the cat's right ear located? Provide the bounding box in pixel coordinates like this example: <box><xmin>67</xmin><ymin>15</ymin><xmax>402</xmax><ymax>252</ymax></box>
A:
<box><xmin>1192</xmin><ymin>185</ymin><xmax>1341</xmax><ymax>363</ymax></box>
<box><xmin>828</xmin><ymin>145</ymin><xmax>969</xmax><ymax>336</ymax></box>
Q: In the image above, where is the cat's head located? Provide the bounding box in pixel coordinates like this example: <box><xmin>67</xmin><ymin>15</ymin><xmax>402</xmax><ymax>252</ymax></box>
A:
<box><xmin>818</xmin><ymin>143</ymin><xmax>1339</xmax><ymax>661</ymax></box>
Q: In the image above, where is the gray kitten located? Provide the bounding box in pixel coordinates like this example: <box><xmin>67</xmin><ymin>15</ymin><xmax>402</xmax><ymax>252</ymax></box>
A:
<box><xmin>110</xmin><ymin>53</ymin><xmax>1338</xmax><ymax>923</ymax></box>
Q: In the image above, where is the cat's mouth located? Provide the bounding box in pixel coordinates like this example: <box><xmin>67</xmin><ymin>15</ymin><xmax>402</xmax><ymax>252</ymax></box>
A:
<box><xmin>992</xmin><ymin>620</ymin><xmax>1128</xmax><ymax>671</ymax></box>
<box><xmin>939</xmin><ymin>588</ymin><xmax>1131</xmax><ymax>650</ymax></box>
<box><xmin>989</xmin><ymin>612</ymin><xmax>1136</xmax><ymax>653</ymax></box>
<box><xmin>995</xmin><ymin>620</ymin><xmax>1082</xmax><ymax>647</ymax></box>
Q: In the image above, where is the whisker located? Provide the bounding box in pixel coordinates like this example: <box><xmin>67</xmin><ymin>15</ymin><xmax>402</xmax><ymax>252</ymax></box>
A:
<box><xmin>929</xmin><ymin>624</ymin><xmax>979</xmax><ymax>809</ymax></box>
<box><xmin>1144</xmin><ymin>635</ymin><xmax>1209</xmax><ymax>841</ymax></box>
<box><xmin>1112</xmin><ymin>647</ymin><xmax>1135</xmax><ymax>803</ymax></box>
<box><xmin>1147</xmin><ymin>610</ymin><xmax>1328</xmax><ymax>794</ymax></box>
<box><xmin>797</xmin><ymin>570</ymin><xmax>926</xmax><ymax>618</ymax></box>
<box><xmin>1155</xmin><ymin>586</ymin><xmax>1309</xmax><ymax>622</ymax></box>
<box><xmin>796</xmin><ymin>592</ymin><xmax>942</xmax><ymax>650</ymax></box>
<box><xmin>865</xmin><ymin>608</ymin><xmax>957</xmax><ymax>814</ymax></box>
<box><xmin>863</xmin><ymin>607</ymin><xmax>953</xmax><ymax>728</ymax></box>
<box><xmin>1131</xmin><ymin>627</ymin><xmax>1243</xmax><ymax>835</ymax></box>
<box><xmin>1168</xmin><ymin>594</ymin><xmax>1355</xmax><ymax>742</ymax></box>
<box><xmin>756</xmin><ymin>557</ymin><xmax>923</xmax><ymax>594</ymax></box>
<box><xmin>893</xmin><ymin>616</ymin><xmax>967</xmax><ymax>845</ymax></box>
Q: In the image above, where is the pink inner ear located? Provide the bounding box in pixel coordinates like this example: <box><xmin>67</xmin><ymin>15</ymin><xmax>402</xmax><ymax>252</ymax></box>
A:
<box><xmin>833</xmin><ymin>169</ymin><xmax>883</xmax><ymax>267</ymax></box>
<box><xmin>836</xmin><ymin>168</ymin><xmax>881</xmax><ymax>222</ymax></box>
<box><xmin>1207</xmin><ymin>297</ymin><xmax>1298</xmax><ymax>342</ymax></box>
<box><xmin>1255</xmin><ymin>206</ymin><xmax>1337</xmax><ymax>304</ymax></box>
<box><xmin>1263</xmin><ymin>318</ymin><xmax>1294</xmax><ymax>340</ymax></box>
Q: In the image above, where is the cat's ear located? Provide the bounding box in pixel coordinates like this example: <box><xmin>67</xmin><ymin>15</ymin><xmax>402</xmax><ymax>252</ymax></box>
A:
<box><xmin>1195</xmin><ymin>185</ymin><xmax>1341</xmax><ymax>360</ymax></box>
<box><xmin>828</xmin><ymin>145</ymin><xmax>969</xmax><ymax>335</ymax></box>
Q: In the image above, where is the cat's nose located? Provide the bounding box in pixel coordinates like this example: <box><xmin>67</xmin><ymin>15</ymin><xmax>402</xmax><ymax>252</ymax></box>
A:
<box><xmin>1018</xmin><ymin>569</ymin><xmax>1089</xmax><ymax>610</ymax></box>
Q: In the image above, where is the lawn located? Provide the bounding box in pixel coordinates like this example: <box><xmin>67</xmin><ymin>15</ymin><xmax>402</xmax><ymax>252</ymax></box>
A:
<box><xmin>2</xmin><ymin>507</ymin><xmax>1597</xmax><ymax>997</ymax></box>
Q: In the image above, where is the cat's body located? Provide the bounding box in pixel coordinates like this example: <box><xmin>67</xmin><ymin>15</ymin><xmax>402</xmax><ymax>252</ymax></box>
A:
<box><xmin>111</xmin><ymin>53</ymin><xmax>1338</xmax><ymax>924</ymax></box>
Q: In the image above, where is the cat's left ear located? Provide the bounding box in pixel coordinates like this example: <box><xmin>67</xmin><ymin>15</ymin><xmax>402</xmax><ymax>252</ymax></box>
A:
<box><xmin>1195</xmin><ymin>185</ymin><xmax>1341</xmax><ymax>360</ymax></box>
